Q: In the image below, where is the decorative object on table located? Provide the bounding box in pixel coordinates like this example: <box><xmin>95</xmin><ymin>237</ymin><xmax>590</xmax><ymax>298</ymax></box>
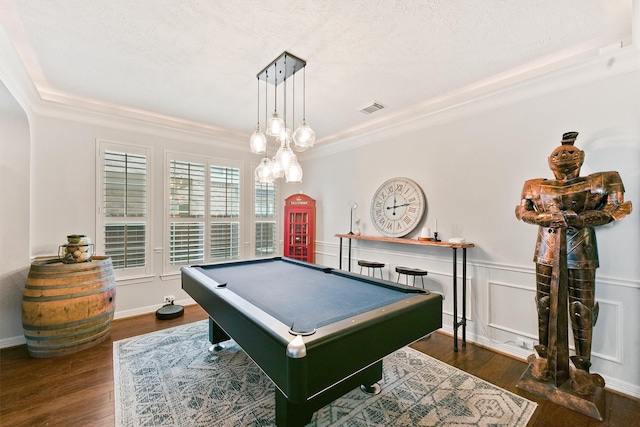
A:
<box><xmin>284</xmin><ymin>193</ymin><xmax>316</xmax><ymax>263</ymax></box>
<box><xmin>114</xmin><ymin>321</ymin><xmax>537</xmax><ymax>427</ymax></box>
<box><xmin>58</xmin><ymin>234</ymin><xmax>94</xmax><ymax>263</ymax></box>
<box><xmin>354</xmin><ymin>218</ymin><xmax>361</xmax><ymax>236</ymax></box>
<box><xmin>250</xmin><ymin>52</ymin><xmax>316</xmax><ymax>184</ymax></box>
<box><xmin>417</xmin><ymin>226</ymin><xmax>432</xmax><ymax>241</ymax></box>
<box><xmin>448</xmin><ymin>237</ymin><xmax>466</xmax><ymax>243</ymax></box>
<box><xmin>433</xmin><ymin>217</ymin><xmax>441</xmax><ymax>241</ymax></box>
<box><xmin>370</xmin><ymin>177</ymin><xmax>425</xmax><ymax>238</ymax></box>
<box><xmin>348</xmin><ymin>200</ymin><xmax>358</xmax><ymax>235</ymax></box>
<box><xmin>22</xmin><ymin>256</ymin><xmax>115</xmax><ymax>358</ymax></box>
<box><xmin>514</xmin><ymin>131</ymin><xmax>632</xmax><ymax>420</ymax></box>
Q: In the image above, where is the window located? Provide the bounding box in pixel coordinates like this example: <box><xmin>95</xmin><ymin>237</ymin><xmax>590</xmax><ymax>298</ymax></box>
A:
<box><xmin>169</xmin><ymin>160</ymin><xmax>205</xmax><ymax>265</ymax></box>
<box><xmin>97</xmin><ymin>141</ymin><xmax>151</xmax><ymax>278</ymax></box>
<box><xmin>254</xmin><ymin>180</ymin><xmax>277</xmax><ymax>256</ymax></box>
<box><xmin>167</xmin><ymin>155</ymin><xmax>242</xmax><ymax>270</ymax></box>
<box><xmin>210</xmin><ymin>166</ymin><xmax>240</xmax><ymax>260</ymax></box>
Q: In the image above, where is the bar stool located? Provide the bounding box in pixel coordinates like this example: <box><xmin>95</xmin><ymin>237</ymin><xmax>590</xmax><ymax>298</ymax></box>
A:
<box><xmin>358</xmin><ymin>260</ymin><xmax>386</xmax><ymax>280</ymax></box>
<box><xmin>396</xmin><ymin>266</ymin><xmax>429</xmax><ymax>289</ymax></box>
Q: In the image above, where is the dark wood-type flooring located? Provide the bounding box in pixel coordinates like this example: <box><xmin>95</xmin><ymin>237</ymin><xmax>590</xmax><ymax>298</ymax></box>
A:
<box><xmin>1</xmin><ymin>304</ymin><xmax>638</xmax><ymax>426</ymax></box>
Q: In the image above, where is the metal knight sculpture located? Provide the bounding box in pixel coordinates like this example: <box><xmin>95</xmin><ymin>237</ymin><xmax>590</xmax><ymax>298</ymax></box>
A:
<box><xmin>515</xmin><ymin>132</ymin><xmax>632</xmax><ymax>400</ymax></box>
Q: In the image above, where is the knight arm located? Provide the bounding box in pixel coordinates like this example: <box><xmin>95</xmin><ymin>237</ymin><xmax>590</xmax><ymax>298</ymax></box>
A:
<box><xmin>565</xmin><ymin>172</ymin><xmax>633</xmax><ymax>227</ymax></box>
<box><xmin>515</xmin><ymin>179</ymin><xmax>567</xmax><ymax>228</ymax></box>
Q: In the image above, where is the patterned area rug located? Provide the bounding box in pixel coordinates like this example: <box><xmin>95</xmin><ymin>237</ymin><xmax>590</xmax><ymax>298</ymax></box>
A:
<box><xmin>113</xmin><ymin>321</ymin><xmax>536</xmax><ymax>426</ymax></box>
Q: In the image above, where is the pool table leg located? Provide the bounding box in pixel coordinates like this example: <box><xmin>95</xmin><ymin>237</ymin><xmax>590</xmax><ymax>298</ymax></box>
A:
<box><xmin>208</xmin><ymin>317</ymin><xmax>230</xmax><ymax>352</ymax></box>
<box><xmin>275</xmin><ymin>360</ymin><xmax>383</xmax><ymax>427</ymax></box>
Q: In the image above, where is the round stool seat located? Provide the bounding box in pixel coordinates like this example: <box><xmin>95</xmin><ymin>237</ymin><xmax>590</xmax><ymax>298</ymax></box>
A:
<box><xmin>395</xmin><ymin>266</ymin><xmax>428</xmax><ymax>288</ymax></box>
<box><xmin>395</xmin><ymin>266</ymin><xmax>428</xmax><ymax>276</ymax></box>
<box><xmin>357</xmin><ymin>260</ymin><xmax>386</xmax><ymax>280</ymax></box>
<box><xmin>358</xmin><ymin>260</ymin><xmax>385</xmax><ymax>268</ymax></box>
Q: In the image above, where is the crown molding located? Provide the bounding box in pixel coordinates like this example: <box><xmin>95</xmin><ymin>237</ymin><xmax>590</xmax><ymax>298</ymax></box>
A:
<box><xmin>32</xmin><ymin>90</ymin><xmax>248</xmax><ymax>149</ymax></box>
<box><xmin>0</xmin><ymin>21</ymin><xmax>246</xmax><ymax>149</ymax></box>
<box><xmin>3</xmin><ymin>15</ymin><xmax>638</xmax><ymax>156</ymax></box>
<box><xmin>306</xmin><ymin>45</ymin><xmax>640</xmax><ymax>160</ymax></box>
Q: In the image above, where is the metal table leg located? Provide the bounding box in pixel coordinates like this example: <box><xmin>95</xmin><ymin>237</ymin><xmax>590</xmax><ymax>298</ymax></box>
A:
<box><xmin>452</xmin><ymin>248</ymin><xmax>467</xmax><ymax>351</ymax></box>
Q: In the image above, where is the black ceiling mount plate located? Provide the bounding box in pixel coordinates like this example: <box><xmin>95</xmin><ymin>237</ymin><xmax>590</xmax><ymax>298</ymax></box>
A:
<box><xmin>257</xmin><ymin>51</ymin><xmax>307</xmax><ymax>85</ymax></box>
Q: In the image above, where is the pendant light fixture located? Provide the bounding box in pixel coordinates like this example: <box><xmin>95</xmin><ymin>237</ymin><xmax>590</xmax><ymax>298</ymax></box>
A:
<box><xmin>249</xmin><ymin>76</ymin><xmax>266</xmax><ymax>154</ymax></box>
<box><xmin>293</xmin><ymin>67</ymin><xmax>316</xmax><ymax>151</ymax></box>
<box><xmin>250</xmin><ymin>52</ymin><xmax>315</xmax><ymax>184</ymax></box>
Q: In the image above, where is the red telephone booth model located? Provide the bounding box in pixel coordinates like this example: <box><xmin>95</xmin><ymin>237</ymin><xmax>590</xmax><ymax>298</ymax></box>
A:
<box><xmin>284</xmin><ymin>193</ymin><xmax>316</xmax><ymax>263</ymax></box>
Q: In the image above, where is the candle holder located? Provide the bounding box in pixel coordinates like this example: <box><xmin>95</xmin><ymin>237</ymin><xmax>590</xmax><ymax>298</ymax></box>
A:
<box><xmin>348</xmin><ymin>201</ymin><xmax>358</xmax><ymax>235</ymax></box>
<box><xmin>433</xmin><ymin>231</ymin><xmax>441</xmax><ymax>242</ymax></box>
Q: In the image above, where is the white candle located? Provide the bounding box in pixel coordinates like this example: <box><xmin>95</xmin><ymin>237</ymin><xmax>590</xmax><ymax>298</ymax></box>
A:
<box><xmin>434</xmin><ymin>218</ymin><xmax>438</xmax><ymax>233</ymax></box>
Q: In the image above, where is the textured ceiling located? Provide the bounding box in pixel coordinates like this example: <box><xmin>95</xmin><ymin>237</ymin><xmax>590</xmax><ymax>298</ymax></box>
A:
<box><xmin>0</xmin><ymin>0</ymin><xmax>632</xmax><ymax>143</ymax></box>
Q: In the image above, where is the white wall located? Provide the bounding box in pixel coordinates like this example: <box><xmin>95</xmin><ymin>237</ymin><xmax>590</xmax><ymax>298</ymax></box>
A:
<box><xmin>27</xmin><ymin>113</ymin><xmax>267</xmax><ymax>315</ymax></box>
<box><xmin>297</xmin><ymin>48</ymin><xmax>640</xmax><ymax>397</ymax></box>
<box><xmin>0</xmin><ymin>82</ymin><xmax>30</xmax><ymax>347</ymax></box>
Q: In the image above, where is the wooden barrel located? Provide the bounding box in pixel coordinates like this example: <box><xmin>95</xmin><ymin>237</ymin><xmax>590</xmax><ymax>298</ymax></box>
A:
<box><xmin>22</xmin><ymin>256</ymin><xmax>116</xmax><ymax>358</ymax></box>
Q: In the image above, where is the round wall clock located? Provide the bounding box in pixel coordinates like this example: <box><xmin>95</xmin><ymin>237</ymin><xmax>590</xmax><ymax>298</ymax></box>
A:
<box><xmin>370</xmin><ymin>177</ymin><xmax>426</xmax><ymax>238</ymax></box>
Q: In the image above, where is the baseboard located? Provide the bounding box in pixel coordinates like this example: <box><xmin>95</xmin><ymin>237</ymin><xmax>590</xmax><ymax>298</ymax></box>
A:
<box><xmin>0</xmin><ymin>298</ymin><xmax>196</xmax><ymax>350</ymax></box>
<box><xmin>0</xmin><ymin>335</ymin><xmax>26</xmax><ymax>349</ymax></box>
<box><xmin>113</xmin><ymin>298</ymin><xmax>196</xmax><ymax>320</ymax></box>
<box><xmin>452</xmin><ymin>327</ymin><xmax>640</xmax><ymax>400</ymax></box>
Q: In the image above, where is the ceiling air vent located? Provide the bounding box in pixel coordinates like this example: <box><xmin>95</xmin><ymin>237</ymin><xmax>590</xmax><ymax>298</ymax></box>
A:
<box><xmin>358</xmin><ymin>101</ymin><xmax>385</xmax><ymax>114</ymax></box>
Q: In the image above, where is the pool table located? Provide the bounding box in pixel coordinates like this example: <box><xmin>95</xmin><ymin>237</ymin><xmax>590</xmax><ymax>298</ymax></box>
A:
<box><xmin>182</xmin><ymin>257</ymin><xmax>442</xmax><ymax>427</ymax></box>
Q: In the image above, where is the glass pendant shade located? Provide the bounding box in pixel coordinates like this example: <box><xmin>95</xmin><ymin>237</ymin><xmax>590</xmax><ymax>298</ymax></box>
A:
<box><xmin>293</xmin><ymin>120</ymin><xmax>316</xmax><ymax>151</ymax></box>
<box><xmin>275</xmin><ymin>143</ymin><xmax>296</xmax><ymax>171</ymax></box>
<box><xmin>266</xmin><ymin>111</ymin><xmax>285</xmax><ymax>136</ymax></box>
<box><xmin>271</xmin><ymin>156</ymin><xmax>284</xmax><ymax>179</ymax></box>
<box><xmin>254</xmin><ymin>157</ymin><xmax>274</xmax><ymax>183</ymax></box>
<box><xmin>249</xmin><ymin>124</ymin><xmax>267</xmax><ymax>154</ymax></box>
<box><xmin>278</xmin><ymin>127</ymin><xmax>293</xmax><ymax>145</ymax></box>
<box><xmin>285</xmin><ymin>159</ymin><xmax>303</xmax><ymax>183</ymax></box>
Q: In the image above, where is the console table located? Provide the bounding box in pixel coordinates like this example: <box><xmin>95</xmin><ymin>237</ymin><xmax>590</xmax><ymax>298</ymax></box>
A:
<box><xmin>336</xmin><ymin>234</ymin><xmax>474</xmax><ymax>351</ymax></box>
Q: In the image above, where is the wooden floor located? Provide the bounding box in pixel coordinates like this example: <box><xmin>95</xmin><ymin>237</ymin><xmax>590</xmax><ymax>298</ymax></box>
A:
<box><xmin>1</xmin><ymin>304</ymin><xmax>638</xmax><ymax>426</ymax></box>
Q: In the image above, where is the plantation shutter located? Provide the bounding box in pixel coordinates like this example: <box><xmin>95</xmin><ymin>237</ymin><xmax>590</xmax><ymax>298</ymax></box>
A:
<box><xmin>169</xmin><ymin>160</ymin><xmax>205</xmax><ymax>264</ymax></box>
<box><xmin>254</xmin><ymin>180</ymin><xmax>277</xmax><ymax>256</ymax></box>
<box><xmin>103</xmin><ymin>150</ymin><xmax>147</xmax><ymax>270</ymax></box>
<box><xmin>210</xmin><ymin>165</ymin><xmax>240</xmax><ymax>261</ymax></box>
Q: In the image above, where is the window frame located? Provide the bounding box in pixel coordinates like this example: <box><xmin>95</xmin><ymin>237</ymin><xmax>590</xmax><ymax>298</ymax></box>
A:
<box><xmin>95</xmin><ymin>139</ymin><xmax>153</xmax><ymax>280</ymax></box>
<box><xmin>164</xmin><ymin>151</ymin><xmax>244</xmax><ymax>274</ymax></box>
<box><xmin>252</xmin><ymin>168</ymin><xmax>279</xmax><ymax>258</ymax></box>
